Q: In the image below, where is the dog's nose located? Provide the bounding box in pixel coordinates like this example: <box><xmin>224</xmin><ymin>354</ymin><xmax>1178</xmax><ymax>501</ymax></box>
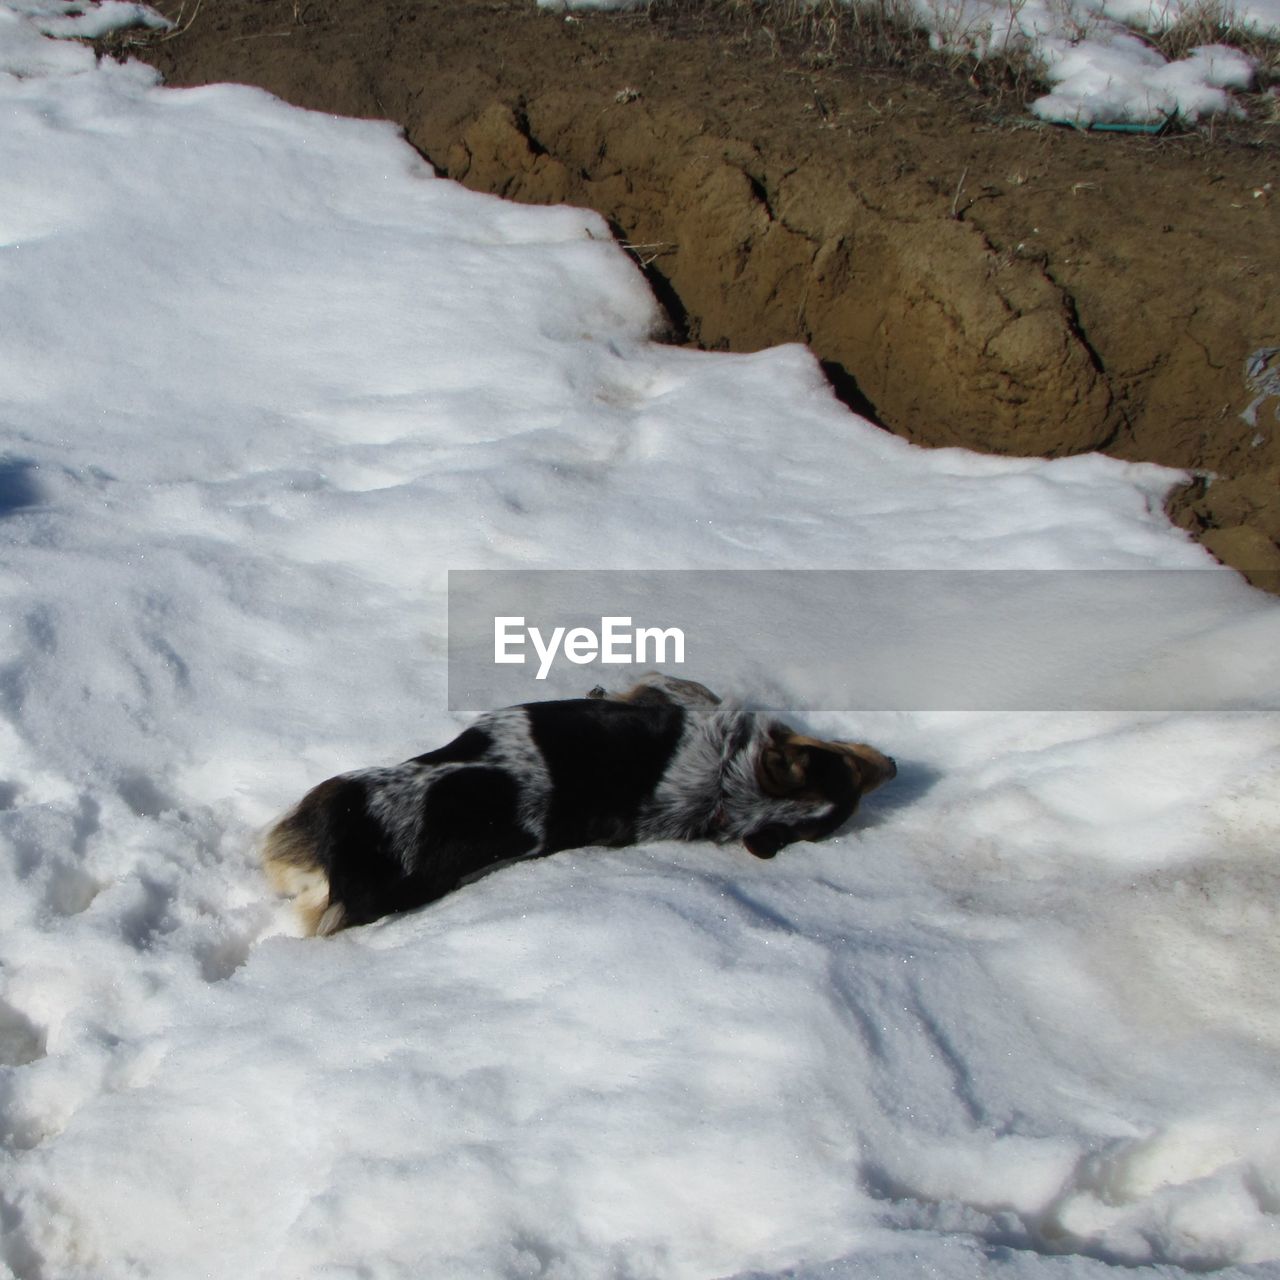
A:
<box><xmin>883</xmin><ymin>755</ymin><xmax>897</xmax><ymax>779</ymax></box>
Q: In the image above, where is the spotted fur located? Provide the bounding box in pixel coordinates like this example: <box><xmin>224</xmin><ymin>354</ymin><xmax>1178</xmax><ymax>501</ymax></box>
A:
<box><xmin>263</xmin><ymin>674</ymin><xmax>896</xmax><ymax>934</ymax></box>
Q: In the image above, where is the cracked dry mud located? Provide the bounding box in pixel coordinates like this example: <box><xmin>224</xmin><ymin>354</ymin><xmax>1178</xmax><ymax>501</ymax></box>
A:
<box><xmin>128</xmin><ymin>0</ymin><xmax>1280</xmax><ymax>584</ymax></box>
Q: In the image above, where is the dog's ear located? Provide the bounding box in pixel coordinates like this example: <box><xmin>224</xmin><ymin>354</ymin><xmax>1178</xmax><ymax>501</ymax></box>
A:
<box><xmin>756</xmin><ymin>730</ymin><xmax>812</xmax><ymax>797</ymax></box>
<box><xmin>743</xmin><ymin>804</ymin><xmax>854</xmax><ymax>859</ymax></box>
<box><xmin>743</xmin><ymin>823</ymin><xmax>790</xmax><ymax>859</ymax></box>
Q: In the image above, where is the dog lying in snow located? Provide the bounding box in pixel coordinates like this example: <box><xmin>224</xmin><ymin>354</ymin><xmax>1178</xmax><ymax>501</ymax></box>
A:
<box><xmin>263</xmin><ymin>674</ymin><xmax>896</xmax><ymax>935</ymax></box>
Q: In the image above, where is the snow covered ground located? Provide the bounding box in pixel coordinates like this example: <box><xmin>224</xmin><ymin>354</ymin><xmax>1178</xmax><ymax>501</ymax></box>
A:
<box><xmin>2</xmin><ymin>4</ymin><xmax>1280</xmax><ymax>1278</ymax></box>
<box><xmin>543</xmin><ymin>0</ymin><xmax>1277</xmax><ymax>127</ymax></box>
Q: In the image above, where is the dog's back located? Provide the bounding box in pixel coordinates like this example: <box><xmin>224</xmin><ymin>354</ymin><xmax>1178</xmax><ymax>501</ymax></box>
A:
<box><xmin>263</xmin><ymin>695</ymin><xmax>693</xmax><ymax>934</ymax></box>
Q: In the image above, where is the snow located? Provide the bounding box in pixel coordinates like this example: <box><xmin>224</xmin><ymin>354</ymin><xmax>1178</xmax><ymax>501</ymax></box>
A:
<box><xmin>541</xmin><ymin>0</ymin><xmax>1276</xmax><ymax>127</ymax></box>
<box><xmin>1</xmin><ymin>5</ymin><xmax>1280</xmax><ymax>1279</ymax></box>
<box><xmin>1022</xmin><ymin>28</ymin><xmax>1254</xmax><ymax>124</ymax></box>
<box><xmin>0</xmin><ymin>0</ymin><xmax>166</xmax><ymax>51</ymax></box>
<box><xmin>910</xmin><ymin>0</ymin><xmax>1264</xmax><ymax>124</ymax></box>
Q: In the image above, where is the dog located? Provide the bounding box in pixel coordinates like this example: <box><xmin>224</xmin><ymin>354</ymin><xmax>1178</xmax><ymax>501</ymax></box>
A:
<box><xmin>263</xmin><ymin>674</ymin><xmax>896</xmax><ymax>935</ymax></box>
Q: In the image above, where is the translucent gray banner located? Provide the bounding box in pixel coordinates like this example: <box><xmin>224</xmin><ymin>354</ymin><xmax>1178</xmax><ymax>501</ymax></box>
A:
<box><xmin>447</xmin><ymin>570</ymin><xmax>1280</xmax><ymax>711</ymax></box>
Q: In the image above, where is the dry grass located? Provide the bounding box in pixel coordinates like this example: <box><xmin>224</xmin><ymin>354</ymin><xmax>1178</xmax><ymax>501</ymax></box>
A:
<box><xmin>646</xmin><ymin>0</ymin><xmax>1280</xmax><ymax>126</ymax></box>
<box><xmin>90</xmin><ymin>0</ymin><xmax>202</xmax><ymax>54</ymax></box>
<box><xmin>1125</xmin><ymin>0</ymin><xmax>1280</xmax><ymax>127</ymax></box>
<box><xmin>646</xmin><ymin>0</ymin><xmax>1049</xmax><ymax>104</ymax></box>
<box><xmin>1146</xmin><ymin>0</ymin><xmax>1274</xmax><ymax>60</ymax></box>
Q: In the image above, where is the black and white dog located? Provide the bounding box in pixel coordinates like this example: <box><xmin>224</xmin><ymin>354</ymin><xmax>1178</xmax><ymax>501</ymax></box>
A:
<box><xmin>264</xmin><ymin>674</ymin><xmax>896</xmax><ymax>935</ymax></box>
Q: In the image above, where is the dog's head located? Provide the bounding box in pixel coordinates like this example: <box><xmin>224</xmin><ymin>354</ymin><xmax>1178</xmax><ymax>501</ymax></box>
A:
<box><xmin>744</xmin><ymin>730</ymin><xmax>896</xmax><ymax>859</ymax></box>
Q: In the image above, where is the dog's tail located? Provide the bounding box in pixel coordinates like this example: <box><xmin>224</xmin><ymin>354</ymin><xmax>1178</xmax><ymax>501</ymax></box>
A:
<box><xmin>261</xmin><ymin>778</ymin><xmax>350</xmax><ymax>937</ymax></box>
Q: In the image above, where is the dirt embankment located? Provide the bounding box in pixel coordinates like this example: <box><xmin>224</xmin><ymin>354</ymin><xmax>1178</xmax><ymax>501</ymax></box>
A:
<box><xmin>130</xmin><ymin>0</ymin><xmax>1280</xmax><ymax>581</ymax></box>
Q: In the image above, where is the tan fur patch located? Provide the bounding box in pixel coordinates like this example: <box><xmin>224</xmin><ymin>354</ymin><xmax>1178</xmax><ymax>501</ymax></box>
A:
<box><xmin>832</xmin><ymin>741</ymin><xmax>898</xmax><ymax>793</ymax></box>
<box><xmin>757</xmin><ymin>734</ymin><xmax>811</xmax><ymax>796</ymax></box>
<box><xmin>262</xmin><ymin>822</ymin><xmax>332</xmax><ymax>938</ymax></box>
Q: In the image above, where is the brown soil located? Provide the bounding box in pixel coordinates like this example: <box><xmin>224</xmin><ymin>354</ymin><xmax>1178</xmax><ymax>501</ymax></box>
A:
<box><xmin>122</xmin><ymin>0</ymin><xmax>1279</xmax><ymax>583</ymax></box>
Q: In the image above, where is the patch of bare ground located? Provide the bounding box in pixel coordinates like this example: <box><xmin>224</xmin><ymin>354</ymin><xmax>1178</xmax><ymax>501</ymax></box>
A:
<box><xmin>118</xmin><ymin>0</ymin><xmax>1280</xmax><ymax>586</ymax></box>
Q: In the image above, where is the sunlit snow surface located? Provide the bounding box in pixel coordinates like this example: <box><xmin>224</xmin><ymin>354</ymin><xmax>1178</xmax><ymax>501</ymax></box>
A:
<box><xmin>2</xmin><ymin>6</ymin><xmax>1280</xmax><ymax>1278</ymax></box>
